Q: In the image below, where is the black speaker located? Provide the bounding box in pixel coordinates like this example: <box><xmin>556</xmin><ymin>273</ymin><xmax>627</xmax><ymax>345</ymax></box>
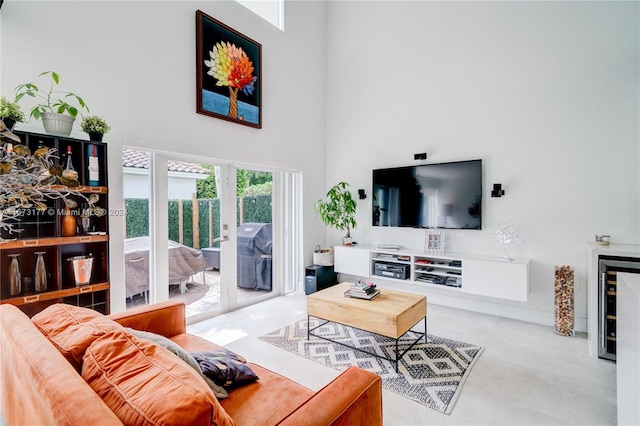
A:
<box><xmin>414</xmin><ymin>153</ymin><xmax>427</xmax><ymax>160</ymax></box>
<box><xmin>491</xmin><ymin>183</ymin><xmax>505</xmax><ymax>197</ymax></box>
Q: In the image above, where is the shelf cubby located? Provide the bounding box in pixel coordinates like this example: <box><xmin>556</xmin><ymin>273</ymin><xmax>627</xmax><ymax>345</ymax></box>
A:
<box><xmin>1</xmin><ymin>131</ymin><xmax>110</xmax><ymax>317</ymax></box>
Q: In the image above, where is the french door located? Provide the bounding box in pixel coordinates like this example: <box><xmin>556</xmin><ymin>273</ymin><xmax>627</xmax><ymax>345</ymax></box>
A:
<box><xmin>123</xmin><ymin>148</ymin><xmax>301</xmax><ymax>322</ymax></box>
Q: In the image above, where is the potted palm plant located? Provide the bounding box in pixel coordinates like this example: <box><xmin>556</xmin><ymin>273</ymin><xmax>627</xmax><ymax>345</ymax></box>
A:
<box><xmin>315</xmin><ymin>181</ymin><xmax>357</xmax><ymax>245</ymax></box>
<box><xmin>81</xmin><ymin>116</ymin><xmax>111</xmax><ymax>141</ymax></box>
<box><xmin>14</xmin><ymin>71</ymin><xmax>89</xmax><ymax>136</ymax></box>
<box><xmin>0</xmin><ymin>97</ymin><xmax>26</xmax><ymax>131</ymax></box>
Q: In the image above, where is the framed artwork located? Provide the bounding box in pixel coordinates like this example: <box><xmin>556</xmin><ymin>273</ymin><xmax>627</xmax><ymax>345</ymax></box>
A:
<box><xmin>196</xmin><ymin>10</ymin><xmax>262</xmax><ymax>129</ymax></box>
<box><xmin>425</xmin><ymin>230</ymin><xmax>445</xmax><ymax>254</ymax></box>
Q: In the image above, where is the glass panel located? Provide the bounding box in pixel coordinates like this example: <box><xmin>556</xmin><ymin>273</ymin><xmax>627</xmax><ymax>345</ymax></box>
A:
<box><xmin>236</xmin><ymin>168</ymin><xmax>273</xmax><ymax>304</ymax></box>
<box><xmin>167</xmin><ymin>161</ymin><xmax>222</xmax><ymax>320</ymax></box>
<box><xmin>123</xmin><ymin>148</ymin><xmax>151</xmax><ymax>309</ymax></box>
<box><xmin>235</xmin><ymin>0</ymin><xmax>284</xmax><ymax>31</ymax></box>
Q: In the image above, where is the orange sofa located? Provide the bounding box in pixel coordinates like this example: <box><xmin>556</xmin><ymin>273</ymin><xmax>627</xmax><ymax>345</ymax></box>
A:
<box><xmin>0</xmin><ymin>300</ymin><xmax>383</xmax><ymax>426</ymax></box>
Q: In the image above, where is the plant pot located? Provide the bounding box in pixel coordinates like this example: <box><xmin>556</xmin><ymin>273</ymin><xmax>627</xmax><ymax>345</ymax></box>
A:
<box><xmin>88</xmin><ymin>132</ymin><xmax>104</xmax><ymax>142</ymax></box>
<box><xmin>41</xmin><ymin>112</ymin><xmax>75</xmax><ymax>136</ymax></box>
<box><xmin>2</xmin><ymin>118</ymin><xmax>16</xmax><ymax>130</ymax></box>
<box><xmin>342</xmin><ymin>236</ymin><xmax>353</xmax><ymax>246</ymax></box>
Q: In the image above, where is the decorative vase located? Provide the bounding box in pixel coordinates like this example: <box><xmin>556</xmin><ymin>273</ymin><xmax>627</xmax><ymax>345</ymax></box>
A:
<box><xmin>41</xmin><ymin>112</ymin><xmax>75</xmax><ymax>136</ymax></box>
<box><xmin>88</xmin><ymin>132</ymin><xmax>103</xmax><ymax>142</ymax></box>
<box><xmin>76</xmin><ymin>214</ymin><xmax>92</xmax><ymax>235</ymax></box>
<box><xmin>8</xmin><ymin>254</ymin><xmax>22</xmax><ymax>296</ymax></box>
<box><xmin>34</xmin><ymin>251</ymin><xmax>47</xmax><ymax>292</ymax></box>
<box><xmin>62</xmin><ymin>205</ymin><xmax>76</xmax><ymax>237</ymax></box>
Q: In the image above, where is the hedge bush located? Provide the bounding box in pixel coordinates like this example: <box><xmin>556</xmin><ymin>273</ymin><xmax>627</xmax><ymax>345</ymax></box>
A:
<box><xmin>125</xmin><ymin>196</ymin><xmax>271</xmax><ymax>247</ymax></box>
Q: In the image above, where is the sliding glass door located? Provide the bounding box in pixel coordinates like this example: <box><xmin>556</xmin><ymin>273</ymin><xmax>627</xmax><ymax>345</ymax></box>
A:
<box><xmin>123</xmin><ymin>147</ymin><xmax>302</xmax><ymax>321</ymax></box>
<box><xmin>166</xmin><ymin>160</ymin><xmax>232</xmax><ymax>320</ymax></box>
<box><xmin>235</xmin><ymin>167</ymin><xmax>274</xmax><ymax>306</ymax></box>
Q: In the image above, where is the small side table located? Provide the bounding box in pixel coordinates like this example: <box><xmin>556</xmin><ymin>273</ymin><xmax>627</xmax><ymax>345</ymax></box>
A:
<box><xmin>305</xmin><ymin>265</ymin><xmax>337</xmax><ymax>295</ymax></box>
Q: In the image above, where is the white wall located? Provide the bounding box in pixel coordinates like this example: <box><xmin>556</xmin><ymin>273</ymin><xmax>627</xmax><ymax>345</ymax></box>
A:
<box><xmin>3</xmin><ymin>1</ymin><xmax>638</xmax><ymax>330</ymax></box>
<box><xmin>122</xmin><ymin>169</ymin><xmax>205</xmax><ymax>199</ymax></box>
<box><xmin>1</xmin><ymin>1</ymin><xmax>328</xmax><ymax>311</ymax></box>
<box><xmin>325</xmin><ymin>1</ymin><xmax>639</xmax><ymax>330</ymax></box>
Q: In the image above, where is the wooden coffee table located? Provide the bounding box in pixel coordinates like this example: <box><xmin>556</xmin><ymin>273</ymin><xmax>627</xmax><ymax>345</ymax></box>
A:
<box><xmin>306</xmin><ymin>282</ymin><xmax>427</xmax><ymax>371</ymax></box>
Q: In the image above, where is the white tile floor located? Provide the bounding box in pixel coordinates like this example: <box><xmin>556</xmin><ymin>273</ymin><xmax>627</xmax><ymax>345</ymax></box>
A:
<box><xmin>187</xmin><ymin>292</ymin><xmax>617</xmax><ymax>426</ymax></box>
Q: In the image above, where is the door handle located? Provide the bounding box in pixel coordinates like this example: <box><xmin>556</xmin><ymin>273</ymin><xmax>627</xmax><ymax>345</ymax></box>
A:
<box><xmin>211</xmin><ymin>235</ymin><xmax>230</xmax><ymax>243</ymax></box>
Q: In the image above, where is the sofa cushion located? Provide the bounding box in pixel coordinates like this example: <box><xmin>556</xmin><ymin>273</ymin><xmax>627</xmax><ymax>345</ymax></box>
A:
<box><xmin>127</xmin><ymin>328</ymin><xmax>228</xmax><ymax>399</ymax></box>
<box><xmin>0</xmin><ymin>304</ymin><xmax>122</xmax><ymax>426</ymax></box>
<box><xmin>32</xmin><ymin>303</ymin><xmax>104</xmax><ymax>339</ymax></box>
<box><xmin>31</xmin><ymin>304</ymin><xmax>122</xmax><ymax>370</ymax></box>
<box><xmin>192</xmin><ymin>350</ymin><xmax>259</xmax><ymax>387</ymax></box>
<box><xmin>170</xmin><ymin>334</ymin><xmax>246</xmax><ymax>362</ymax></box>
<box><xmin>82</xmin><ymin>330</ymin><xmax>235</xmax><ymax>426</ymax></box>
<box><xmin>219</xmin><ymin>363</ymin><xmax>314</xmax><ymax>426</ymax></box>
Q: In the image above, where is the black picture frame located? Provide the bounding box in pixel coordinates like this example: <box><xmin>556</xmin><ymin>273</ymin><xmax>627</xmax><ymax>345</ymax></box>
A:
<box><xmin>196</xmin><ymin>10</ymin><xmax>262</xmax><ymax>129</ymax></box>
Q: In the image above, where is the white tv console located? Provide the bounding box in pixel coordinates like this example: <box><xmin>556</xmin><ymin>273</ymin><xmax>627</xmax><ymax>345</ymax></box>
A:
<box><xmin>334</xmin><ymin>245</ymin><xmax>530</xmax><ymax>302</ymax></box>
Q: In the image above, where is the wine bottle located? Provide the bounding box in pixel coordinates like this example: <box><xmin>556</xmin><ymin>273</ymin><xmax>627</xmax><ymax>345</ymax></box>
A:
<box><xmin>88</xmin><ymin>144</ymin><xmax>99</xmax><ymax>186</ymax></box>
<box><xmin>65</xmin><ymin>145</ymin><xmax>74</xmax><ymax>170</ymax></box>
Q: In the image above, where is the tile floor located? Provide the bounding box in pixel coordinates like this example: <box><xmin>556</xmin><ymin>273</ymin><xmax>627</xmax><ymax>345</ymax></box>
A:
<box><xmin>187</xmin><ymin>292</ymin><xmax>617</xmax><ymax>426</ymax></box>
<box><xmin>126</xmin><ymin>270</ymin><xmax>270</xmax><ymax>316</ymax></box>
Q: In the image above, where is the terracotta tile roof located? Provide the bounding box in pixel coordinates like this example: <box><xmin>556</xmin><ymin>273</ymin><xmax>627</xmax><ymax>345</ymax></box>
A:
<box><xmin>122</xmin><ymin>148</ymin><xmax>210</xmax><ymax>175</ymax></box>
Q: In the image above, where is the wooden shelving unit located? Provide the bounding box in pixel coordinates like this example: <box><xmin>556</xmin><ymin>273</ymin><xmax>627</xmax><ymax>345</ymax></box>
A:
<box><xmin>1</xmin><ymin>131</ymin><xmax>110</xmax><ymax>316</ymax></box>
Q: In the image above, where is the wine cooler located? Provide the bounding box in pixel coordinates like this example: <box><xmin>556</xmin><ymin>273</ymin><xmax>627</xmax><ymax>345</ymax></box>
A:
<box><xmin>598</xmin><ymin>256</ymin><xmax>640</xmax><ymax>361</ymax></box>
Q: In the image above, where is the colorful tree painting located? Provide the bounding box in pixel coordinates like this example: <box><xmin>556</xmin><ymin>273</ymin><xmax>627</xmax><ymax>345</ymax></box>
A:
<box><xmin>204</xmin><ymin>41</ymin><xmax>257</xmax><ymax>120</ymax></box>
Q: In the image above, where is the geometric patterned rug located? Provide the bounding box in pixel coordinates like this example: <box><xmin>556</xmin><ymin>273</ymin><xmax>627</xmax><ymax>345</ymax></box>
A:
<box><xmin>259</xmin><ymin>318</ymin><xmax>483</xmax><ymax>414</ymax></box>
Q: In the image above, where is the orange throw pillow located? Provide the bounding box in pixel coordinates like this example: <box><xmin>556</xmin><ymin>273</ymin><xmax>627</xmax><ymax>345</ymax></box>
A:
<box><xmin>52</xmin><ymin>318</ymin><xmax>125</xmax><ymax>369</ymax></box>
<box><xmin>31</xmin><ymin>304</ymin><xmax>123</xmax><ymax>370</ymax></box>
<box><xmin>82</xmin><ymin>330</ymin><xmax>236</xmax><ymax>426</ymax></box>
<box><xmin>31</xmin><ymin>304</ymin><xmax>119</xmax><ymax>369</ymax></box>
<box><xmin>32</xmin><ymin>303</ymin><xmax>103</xmax><ymax>339</ymax></box>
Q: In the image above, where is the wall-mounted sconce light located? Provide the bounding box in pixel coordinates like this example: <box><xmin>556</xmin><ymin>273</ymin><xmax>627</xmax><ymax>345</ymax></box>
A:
<box><xmin>414</xmin><ymin>153</ymin><xmax>427</xmax><ymax>160</ymax></box>
<box><xmin>491</xmin><ymin>183</ymin><xmax>505</xmax><ymax>197</ymax></box>
<box><xmin>358</xmin><ymin>189</ymin><xmax>367</xmax><ymax>200</ymax></box>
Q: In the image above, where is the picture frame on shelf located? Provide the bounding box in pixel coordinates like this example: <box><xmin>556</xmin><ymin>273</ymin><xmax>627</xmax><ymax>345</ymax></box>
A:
<box><xmin>425</xmin><ymin>230</ymin><xmax>445</xmax><ymax>254</ymax></box>
<box><xmin>196</xmin><ymin>10</ymin><xmax>262</xmax><ymax>129</ymax></box>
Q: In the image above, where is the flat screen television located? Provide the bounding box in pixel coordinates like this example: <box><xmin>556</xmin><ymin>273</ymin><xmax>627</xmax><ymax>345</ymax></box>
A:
<box><xmin>372</xmin><ymin>159</ymin><xmax>482</xmax><ymax>230</ymax></box>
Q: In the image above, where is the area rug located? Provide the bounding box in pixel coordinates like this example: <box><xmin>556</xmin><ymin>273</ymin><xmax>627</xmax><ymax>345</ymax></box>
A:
<box><xmin>259</xmin><ymin>318</ymin><xmax>483</xmax><ymax>414</ymax></box>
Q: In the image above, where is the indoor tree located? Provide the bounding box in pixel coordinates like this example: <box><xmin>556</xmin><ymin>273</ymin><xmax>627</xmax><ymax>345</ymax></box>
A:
<box><xmin>315</xmin><ymin>182</ymin><xmax>357</xmax><ymax>245</ymax></box>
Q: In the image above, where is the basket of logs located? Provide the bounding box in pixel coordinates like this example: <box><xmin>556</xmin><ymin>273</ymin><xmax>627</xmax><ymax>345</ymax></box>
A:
<box><xmin>554</xmin><ymin>265</ymin><xmax>575</xmax><ymax>336</ymax></box>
